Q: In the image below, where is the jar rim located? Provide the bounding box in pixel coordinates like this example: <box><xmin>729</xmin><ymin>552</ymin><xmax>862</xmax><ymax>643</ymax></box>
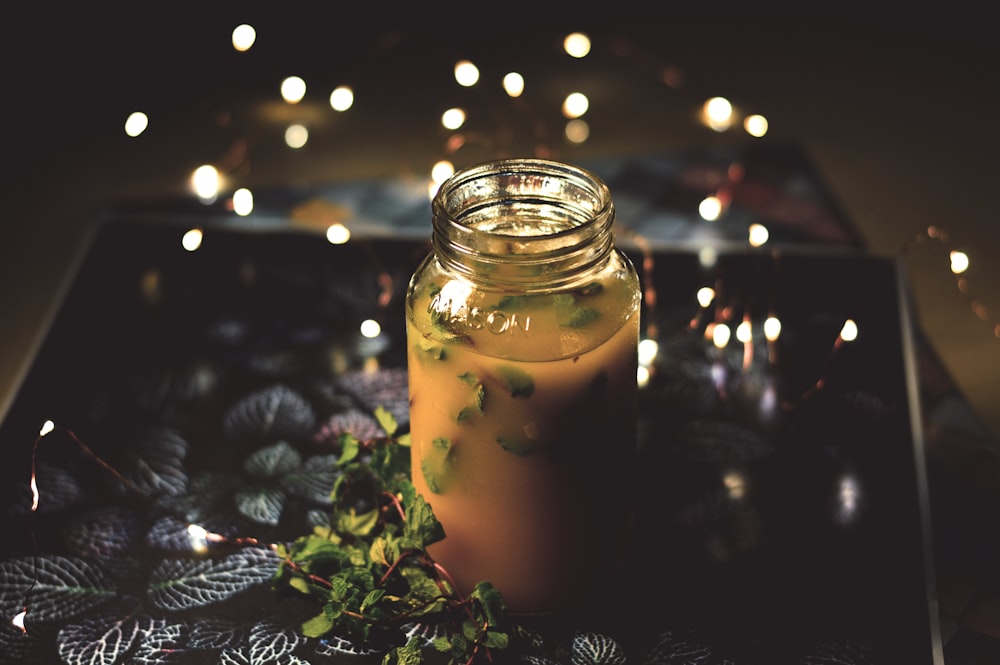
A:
<box><xmin>432</xmin><ymin>158</ymin><xmax>613</xmax><ymax>239</ymax></box>
<box><xmin>430</xmin><ymin>158</ymin><xmax>616</xmax><ymax>289</ymax></box>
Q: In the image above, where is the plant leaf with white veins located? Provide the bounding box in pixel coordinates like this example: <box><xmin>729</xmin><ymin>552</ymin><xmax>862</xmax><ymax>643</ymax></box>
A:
<box><xmin>0</xmin><ymin>556</ymin><xmax>116</xmax><ymax>622</ymax></box>
<box><xmin>234</xmin><ymin>486</ymin><xmax>286</xmax><ymax>526</ymax></box>
<box><xmin>249</xmin><ymin>619</ymin><xmax>306</xmax><ymax>664</ymax></box>
<box><xmin>147</xmin><ymin>547</ymin><xmax>279</xmax><ymax>611</ymax></box>
<box><xmin>57</xmin><ymin>612</ymin><xmax>160</xmax><ymax>665</ymax></box>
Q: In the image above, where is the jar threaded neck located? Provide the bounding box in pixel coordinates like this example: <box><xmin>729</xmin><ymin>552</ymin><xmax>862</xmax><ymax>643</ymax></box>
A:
<box><xmin>432</xmin><ymin>159</ymin><xmax>615</xmax><ymax>290</ymax></box>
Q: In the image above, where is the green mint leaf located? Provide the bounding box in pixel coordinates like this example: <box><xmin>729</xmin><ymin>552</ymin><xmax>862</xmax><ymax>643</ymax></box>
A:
<box><xmin>386</xmin><ymin>639</ymin><xmax>425</xmax><ymax>665</ymax></box>
<box><xmin>301</xmin><ymin>612</ymin><xmax>335</xmax><ymax>638</ymax></box>
<box><xmin>337</xmin><ymin>507</ymin><xmax>380</xmax><ymax>537</ymax></box>
<box><xmin>497</xmin><ymin>366</ymin><xmax>534</xmax><ymax>397</ymax></box>
<box><xmin>400</xmin><ymin>565</ymin><xmax>450</xmax><ymax>611</ymax></box>
<box><xmin>360</xmin><ymin>588</ymin><xmax>386</xmax><ymax>612</ymax></box>
<box><xmin>369</xmin><ymin>537</ymin><xmax>391</xmax><ymax>567</ymax></box>
<box><xmin>338</xmin><ymin>433</ymin><xmax>361</xmax><ymax>464</ymax></box>
<box><xmin>562</xmin><ymin>306</ymin><xmax>600</xmax><ymax>328</ymax></box>
<box><xmin>552</xmin><ymin>293</ymin><xmax>576</xmax><ymax>308</ymax></box>
<box><xmin>404</xmin><ymin>492</ymin><xmax>446</xmax><ymax>548</ymax></box>
<box><xmin>419</xmin><ymin>437</ymin><xmax>455</xmax><ymax>495</ymax></box>
<box><xmin>415</xmin><ymin>338</ymin><xmax>446</xmax><ymax>362</ymax></box>
<box><xmin>432</xmin><ymin>635</ymin><xmax>454</xmax><ymax>653</ymax></box>
<box><xmin>485</xmin><ymin>630</ymin><xmax>510</xmax><ymax>649</ymax></box>
<box><xmin>374</xmin><ymin>406</ymin><xmax>398</xmax><ymax>436</ymax></box>
<box><xmin>496</xmin><ymin>435</ymin><xmax>534</xmax><ymax>457</ymax></box>
<box><xmin>456</xmin><ymin>373</ymin><xmax>485</xmax><ymax>423</ymax></box>
<box><xmin>471</xmin><ymin>581</ymin><xmax>506</xmax><ymax>624</ymax></box>
<box><xmin>461</xmin><ymin>618</ymin><xmax>479</xmax><ymax>640</ymax></box>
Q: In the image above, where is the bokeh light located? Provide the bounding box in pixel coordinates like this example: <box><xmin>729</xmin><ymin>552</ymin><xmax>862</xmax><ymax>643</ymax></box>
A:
<box><xmin>326</xmin><ymin>223</ymin><xmax>350</xmax><ymax>244</ymax></box>
<box><xmin>702</xmin><ymin>96</ymin><xmax>733</xmax><ymax>131</ymax></box>
<box><xmin>281</xmin><ymin>76</ymin><xmax>306</xmax><ymax>103</ymax></box>
<box><xmin>563</xmin><ymin>32</ymin><xmax>591</xmax><ymax>58</ymax></box>
<box><xmin>565</xmin><ymin>119</ymin><xmax>589</xmax><ymax>143</ymax></box>
<box><xmin>764</xmin><ymin>316</ymin><xmax>781</xmax><ymax>341</ymax></box>
<box><xmin>285</xmin><ymin>124</ymin><xmax>308</xmax><ymax>148</ymax></box>
<box><xmin>744</xmin><ymin>114</ymin><xmax>769</xmax><ymax>137</ymax></box>
<box><xmin>329</xmin><ymin>85</ymin><xmax>354</xmax><ymax>111</ymax></box>
<box><xmin>454</xmin><ymin>60</ymin><xmax>479</xmax><ymax>87</ymax></box>
<box><xmin>840</xmin><ymin>319</ymin><xmax>859</xmax><ymax>342</ymax></box>
<box><xmin>124</xmin><ymin>112</ymin><xmax>148</xmax><ymax>137</ymax></box>
<box><xmin>431</xmin><ymin>160</ymin><xmax>455</xmax><ymax>184</ymax></box>
<box><xmin>232</xmin><ymin>188</ymin><xmax>253</xmax><ymax>216</ymax></box>
<box><xmin>562</xmin><ymin>92</ymin><xmax>589</xmax><ymax>118</ymax></box>
<box><xmin>712</xmin><ymin>323</ymin><xmax>732</xmax><ymax>348</ymax></box>
<box><xmin>181</xmin><ymin>228</ymin><xmax>203</xmax><ymax>252</ymax></box>
<box><xmin>748</xmin><ymin>223</ymin><xmax>770</xmax><ymax>246</ymax></box>
<box><xmin>231</xmin><ymin>24</ymin><xmax>256</xmax><ymax>52</ymax></box>
<box><xmin>441</xmin><ymin>108</ymin><xmax>466</xmax><ymax>130</ymax></box>
<box><xmin>191</xmin><ymin>165</ymin><xmax>220</xmax><ymax>201</ymax></box>
<box><xmin>950</xmin><ymin>250</ymin><xmax>969</xmax><ymax>274</ymax></box>
<box><xmin>360</xmin><ymin>319</ymin><xmax>382</xmax><ymax>338</ymax></box>
<box><xmin>503</xmin><ymin>72</ymin><xmax>525</xmax><ymax>97</ymax></box>
<box><xmin>699</xmin><ymin>196</ymin><xmax>723</xmax><ymax>221</ymax></box>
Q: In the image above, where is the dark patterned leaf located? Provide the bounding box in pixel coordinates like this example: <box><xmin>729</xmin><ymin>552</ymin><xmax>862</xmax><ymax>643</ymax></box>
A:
<box><xmin>145</xmin><ymin>515</ymin><xmax>239</xmax><ymax>554</ymax></box>
<box><xmin>6</xmin><ymin>463</ymin><xmax>82</xmax><ymax>516</ymax></box>
<box><xmin>314</xmin><ymin>408</ymin><xmax>385</xmax><ymax>445</ymax></box>
<box><xmin>188</xmin><ymin>618</ymin><xmax>245</xmax><ymax>650</ymax></box>
<box><xmin>145</xmin><ymin>515</ymin><xmax>198</xmax><ymax>553</ymax></box>
<box><xmin>219</xmin><ymin>647</ymin><xmax>251</xmax><ymax>664</ymax></box>
<box><xmin>130</xmin><ymin>618</ymin><xmax>188</xmax><ymax>665</ymax></box>
<box><xmin>246</xmin><ymin>348</ymin><xmax>308</xmax><ymax>377</ymax></box>
<box><xmin>63</xmin><ymin>506</ymin><xmax>140</xmax><ymax>559</ymax></box>
<box><xmin>0</xmin><ymin>555</ymin><xmax>116</xmax><ymax>622</ymax></box>
<box><xmin>57</xmin><ymin>612</ymin><xmax>161</xmax><ymax>665</ymax></box>
<box><xmin>223</xmin><ymin>385</ymin><xmax>317</xmax><ymax>443</ymax></box>
<box><xmin>118</xmin><ymin>428</ymin><xmax>190</xmax><ymax>497</ymax></box>
<box><xmin>642</xmin><ymin>629</ymin><xmax>715</xmax><ymax>664</ymax></box>
<box><xmin>130</xmin><ymin>361</ymin><xmax>222</xmax><ymax>413</ymax></box>
<box><xmin>571</xmin><ymin>631</ymin><xmax>626</xmax><ymax>665</ymax></box>
<box><xmin>334</xmin><ymin>367</ymin><xmax>409</xmax><ymax>427</ymax></box>
<box><xmin>147</xmin><ymin>547</ymin><xmax>280</xmax><ymax>610</ymax></box>
<box><xmin>206</xmin><ymin>316</ymin><xmax>250</xmax><ymax>345</ymax></box>
<box><xmin>248</xmin><ymin>619</ymin><xmax>305</xmax><ymax>664</ymax></box>
<box><xmin>235</xmin><ymin>486</ymin><xmax>286</xmax><ymax>526</ymax></box>
<box><xmin>279</xmin><ymin>454</ymin><xmax>339</xmax><ymax>504</ymax></box>
<box><xmin>156</xmin><ymin>472</ymin><xmax>242</xmax><ymax>524</ymax></box>
<box><xmin>244</xmin><ymin>441</ymin><xmax>302</xmax><ymax>479</ymax></box>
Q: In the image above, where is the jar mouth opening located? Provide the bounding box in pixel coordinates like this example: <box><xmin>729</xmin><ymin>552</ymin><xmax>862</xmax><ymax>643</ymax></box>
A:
<box><xmin>430</xmin><ymin>158</ymin><xmax>616</xmax><ymax>288</ymax></box>
<box><xmin>433</xmin><ymin>158</ymin><xmax>613</xmax><ymax>242</ymax></box>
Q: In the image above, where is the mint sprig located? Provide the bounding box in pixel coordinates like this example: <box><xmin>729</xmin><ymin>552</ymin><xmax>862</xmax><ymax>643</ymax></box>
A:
<box><xmin>274</xmin><ymin>407</ymin><xmax>510</xmax><ymax>664</ymax></box>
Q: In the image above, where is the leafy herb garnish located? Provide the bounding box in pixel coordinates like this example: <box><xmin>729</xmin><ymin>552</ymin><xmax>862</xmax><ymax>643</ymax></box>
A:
<box><xmin>274</xmin><ymin>409</ymin><xmax>509</xmax><ymax>664</ymax></box>
<box><xmin>421</xmin><ymin>437</ymin><xmax>456</xmax><ymax>494</ymax></box>
<box><xmin>496</xmin><ymin>435</ymin><xmax>535</xmax><ymax>457</ymax></box>
<box><xmin>456</xmin><ymin>373</ymin><xmax>485</xmax><ymax>423</ymax></box>
<box><xmin>496</xmin><ymin>366</ymin><xmax>534</xmax><ymax>397</ymax></box>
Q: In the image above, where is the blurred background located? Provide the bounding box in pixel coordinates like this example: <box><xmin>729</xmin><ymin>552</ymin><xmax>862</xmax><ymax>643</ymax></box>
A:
<box><xmin>2</xmin><ymin>9</ymin><xmax>998</xmax><ymax>441</ymax></box>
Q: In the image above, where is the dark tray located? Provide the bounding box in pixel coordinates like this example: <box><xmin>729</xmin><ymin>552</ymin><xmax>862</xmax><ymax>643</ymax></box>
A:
<box><xmin>0</xmin><ymin>218</ymin><xmax>941</xmax><ymax>664</ymax></box>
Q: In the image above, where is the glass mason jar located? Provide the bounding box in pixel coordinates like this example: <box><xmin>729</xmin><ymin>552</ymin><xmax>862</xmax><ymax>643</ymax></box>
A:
<box><xmin>404</xmin><ymin>158</ymin><xmax>641</xmax><ymax>614</ymax></box>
